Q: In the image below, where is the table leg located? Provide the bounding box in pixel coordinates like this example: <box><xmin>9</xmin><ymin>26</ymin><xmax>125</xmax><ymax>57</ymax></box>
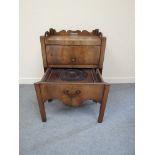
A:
<box><xmin>34</xmin><ymin>84</ymin><xmax>47</xmax><ymax>122</ymax></box>
<box><xmin>98</xmin><ymin>84</ymin><xmax>110</xmax><ymax>123</ymax></box>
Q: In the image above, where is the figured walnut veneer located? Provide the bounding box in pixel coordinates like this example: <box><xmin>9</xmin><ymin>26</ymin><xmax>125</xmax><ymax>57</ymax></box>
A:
<box><xmin>34</xmin><ymin>28</ymin><xmax>110</xmax><ymax>123</ymax></box>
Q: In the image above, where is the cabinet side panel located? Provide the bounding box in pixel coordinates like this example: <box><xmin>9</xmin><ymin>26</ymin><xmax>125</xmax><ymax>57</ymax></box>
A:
<box><xmin>40</xmin><ymin>36</ymin><xmax>47</xmax><ymax>69</ymax></box>
<box><xmin>99</xmin><ymin>37</ymin><xmax>106</xmax><ymax>72</ymax></box>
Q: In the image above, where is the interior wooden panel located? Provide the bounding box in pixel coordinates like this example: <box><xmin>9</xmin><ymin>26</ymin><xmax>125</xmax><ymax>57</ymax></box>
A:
<box><xmin>46</xmin><ymin>45</ymin><xmax>100</xmax><ymax>66</ymax></box>
<box><xmin>41</xmin><ymin>68</ymin><xmax>102</xmax><ymax>83</ymax></box>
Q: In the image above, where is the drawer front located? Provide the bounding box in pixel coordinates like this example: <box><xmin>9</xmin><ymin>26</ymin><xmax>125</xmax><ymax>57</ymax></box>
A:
<box><xmin>46</xmin><ymin>45</ymin><xmax>100</xmax><ymax>66</ymax></box>
<box><xmin>40</xmin><ymin>83</ymin><xmax>104</xmax><ymax>106</ymax></box>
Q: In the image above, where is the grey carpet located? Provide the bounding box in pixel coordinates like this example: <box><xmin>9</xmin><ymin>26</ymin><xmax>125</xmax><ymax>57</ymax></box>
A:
<box><xmin>19</xmin><ymin>84</ymin><xmax>135</xmax><ymax>155</ymax></box>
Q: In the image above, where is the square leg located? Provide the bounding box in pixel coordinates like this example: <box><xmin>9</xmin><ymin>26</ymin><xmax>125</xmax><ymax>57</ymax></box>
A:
<box><xmin>98</xmin><ymin>84</ymin><xmax>110</xmax><ymax>123</ymax></box>
<box><xmin>34</xmin><ymin>84</ymin><xmax>47</xmax><ymax>122</ymax></box>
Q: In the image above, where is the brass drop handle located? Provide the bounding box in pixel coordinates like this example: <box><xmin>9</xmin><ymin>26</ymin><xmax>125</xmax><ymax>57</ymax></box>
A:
<box><xmin>71</xmin><ymin>58</ymin><xmax>76</xmax><ymax>62</ymax></box>
<box><xmin>63</xmin><ymin>90</ymin><xmax>81</xmax><ymax>98</ymax></box>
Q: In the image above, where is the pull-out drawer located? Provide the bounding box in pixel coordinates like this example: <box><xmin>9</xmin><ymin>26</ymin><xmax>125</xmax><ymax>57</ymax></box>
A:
<box><xmin>46</xmin><ymin>45</ymin><xmax>100</xmax><ymax>66</ymax></box>
<box><xmin>35</xmin><ymin>68</ymin><xmax>108</xmax><ymax>107</ymax></box>
<box><xmin>39</xmin><ymin>83</ymin><xmax>104</xmax><ymax>106</ymax></box>
<box><xmin>34</xmin><ymin>68</ymin><xmax>110</xmax><ymax>122</ymax></box>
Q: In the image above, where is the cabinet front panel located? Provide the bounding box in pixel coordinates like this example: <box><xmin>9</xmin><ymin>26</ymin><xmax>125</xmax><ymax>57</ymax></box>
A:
<box><xmin>40</xmin><ymin>83</ymin><xmax>104</xmax><ymax>106</ymax></box>
<box><xmin>46</xmin><ymin>45</ymin><xmax>100</xmax><ymax>66</ymax></box>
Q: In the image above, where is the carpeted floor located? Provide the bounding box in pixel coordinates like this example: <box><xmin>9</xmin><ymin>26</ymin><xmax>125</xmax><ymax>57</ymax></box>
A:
<box><xmin>19</xmin><ymin>84</ymin><xmax>135</xmax><ymax>155</ymax></box>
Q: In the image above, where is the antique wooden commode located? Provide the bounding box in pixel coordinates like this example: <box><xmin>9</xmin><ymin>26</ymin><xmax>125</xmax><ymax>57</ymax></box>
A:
<box><xmin>34</xmin><ymin>28</ymin><xmax>110</xmax><ymax>123</ymax></box>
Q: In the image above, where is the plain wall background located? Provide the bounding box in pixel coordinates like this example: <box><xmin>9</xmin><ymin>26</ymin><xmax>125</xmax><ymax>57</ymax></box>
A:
<box><xmin>19</xmin><ymin>0</ymin><xmax>134</xmax><ymax>84</ymax></box>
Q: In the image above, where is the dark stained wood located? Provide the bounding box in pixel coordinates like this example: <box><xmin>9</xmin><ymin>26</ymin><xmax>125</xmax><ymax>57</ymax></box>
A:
<box><xmin>41</xmin><ymin>68</ymin><xmax>97</xmax><ymax>83</ymax></box>
<box><xmin>34</xmin><ymin>28</ymin><xmax>110</xmax><ymax>123</ymax></box>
